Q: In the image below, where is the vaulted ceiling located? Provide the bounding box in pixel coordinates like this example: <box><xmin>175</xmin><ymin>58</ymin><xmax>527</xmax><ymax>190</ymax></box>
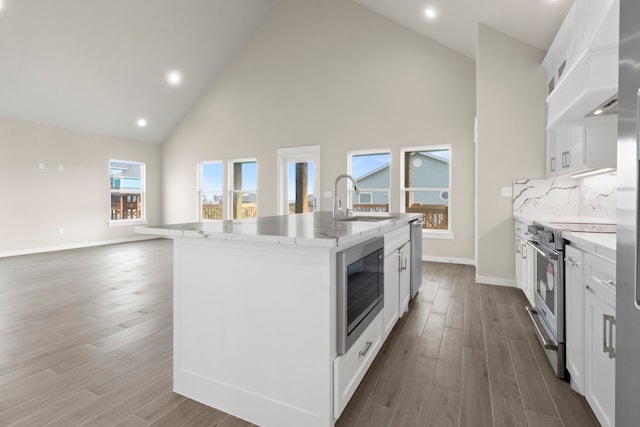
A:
<box><xmin>0</xmin><ymin>0</ymin><xmax>571</xmax><ymax>144</ymax></box>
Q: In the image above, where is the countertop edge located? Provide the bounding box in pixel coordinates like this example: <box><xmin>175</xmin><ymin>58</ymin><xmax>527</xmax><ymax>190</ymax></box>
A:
<box><xmin>563</xmin><ymin>231</ymin><xmax>616</xmax><ymax>263</ymax></box>
<box><xmin>135</xmin><ymin>213</ymin><xmax>421</xmax><ymax>248</ymax></box>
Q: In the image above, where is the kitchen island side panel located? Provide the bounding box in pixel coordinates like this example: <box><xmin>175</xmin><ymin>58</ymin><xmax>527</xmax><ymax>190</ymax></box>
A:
<box><xmin>173</xmin><ymin>237</ymin><xmax>335</xmax><ymax>427</ymax></box>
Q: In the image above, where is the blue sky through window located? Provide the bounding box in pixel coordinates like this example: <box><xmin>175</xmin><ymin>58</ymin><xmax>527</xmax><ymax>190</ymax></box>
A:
<box><xmin>202</xmin><ymin>162</ymin><xmax>223</xmax><ymax>190</ymax></box>
<box><xmin>238</xmin><ymin>161</ymin><xmax>257</xmax><ymax>190</ymax></box>
<box><xmin>352</xmin><ymin>153</ymin><xmax>390</xmax><ymax>179</ymax></box>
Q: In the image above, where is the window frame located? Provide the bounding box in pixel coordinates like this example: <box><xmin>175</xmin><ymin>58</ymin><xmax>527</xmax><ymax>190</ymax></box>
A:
<box><xmin>109</xmin><ymin>159</ymin><xmax>146</xmax><ymax>226</ymax></box>
<box><xmin>198</xmin><ymin>160</ymin><xmax>224</xmax><ymax>221</ymax></box>
<box><xmin>227</xmin><ymin>158</ymin><xmax>258</xmax><ymax>220</ymax></box>
<box><xmin>347</xmin><ymin>149</ymin><xmax>392</xmax><ymax>213</ymax></box>
<box><xmin>400</xmin><ymin>145</ymin><xmax>454</xmax><ymax>239</ymax></box>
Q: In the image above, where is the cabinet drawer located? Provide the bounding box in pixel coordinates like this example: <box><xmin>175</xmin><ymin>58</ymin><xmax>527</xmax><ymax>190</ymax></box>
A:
<box><xmin>384</xmin><ymin>225</ymin><xmax>409</xmax><ymax>256</ymax></box>
<box><xmin>584</xmin><ymin>253</ymin><xmax>616</xmax><ymax>307</ymax></box>
<box><xmin>334</xmin><ymin>312</ymin><xmax>383</xmax><ymax>418</ymax></box>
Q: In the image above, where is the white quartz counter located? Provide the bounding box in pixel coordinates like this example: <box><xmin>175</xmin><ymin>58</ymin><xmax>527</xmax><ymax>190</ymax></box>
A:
<box><xmin>563</xmin><ymin>231</ymin><xmax>616</xmax><ymax>262</ymax></box>
<box><xmin>513</xmin><ymin>214</ymin><xmax>615</xmax><ymax>227</ymax></box>
<box><xmin>135</xmin><ymin>211</ymin><xmax>421</xmax><ymax>248</ymax></box>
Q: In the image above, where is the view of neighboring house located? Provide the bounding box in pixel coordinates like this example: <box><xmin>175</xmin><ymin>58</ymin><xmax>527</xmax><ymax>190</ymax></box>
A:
<box><xmin>354</xmin><ymin>151</ymin><xmax>449</xmax><ymax>206</ymax></box>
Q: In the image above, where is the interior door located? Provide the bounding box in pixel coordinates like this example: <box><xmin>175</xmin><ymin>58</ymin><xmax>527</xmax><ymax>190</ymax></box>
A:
<box><xmin>277</xmin><ymin>146</ymin><xmax>320</xmax><ymax>215</ymax></box>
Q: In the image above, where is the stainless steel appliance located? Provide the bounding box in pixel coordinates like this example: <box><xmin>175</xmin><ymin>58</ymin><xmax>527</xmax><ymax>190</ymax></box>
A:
<box><xmin>526</xmin><ymin>222</ymin><xmax>567</xmax><ymax>379</ymax></box>
<box><xmin>617</xmin><ymin>1</ymin><xmax>640</xmax><ymax>423</ymax></box>
<box><xmin>337</xmin><ymin>237</ymin><xmax>384</xmax><ymax>354</ymax></box>
<box><xmin>526</xmin><ymin>221</ymin><xmax>616</xmax><ymax>378</ymax></box>
<box><xmin>410</xmin><ymin>219</ymin><xmax>423</xmax><ymax>299</ymax></box>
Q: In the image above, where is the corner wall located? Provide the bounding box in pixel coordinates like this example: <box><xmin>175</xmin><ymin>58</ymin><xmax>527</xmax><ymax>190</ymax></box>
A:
<box><xmin>0</xmin><ymin>118</ymin><xmax>161</xmax><ymax>255</ymax></box>
<box><xmin>161</xmin><ymin>0</ymin><xmax>477</xmax><ymax>263</ymax></box>
<box><xmin>476</xmin><ymin>25</ymin><xmax>547</xmax><ymax>284</ymax></box>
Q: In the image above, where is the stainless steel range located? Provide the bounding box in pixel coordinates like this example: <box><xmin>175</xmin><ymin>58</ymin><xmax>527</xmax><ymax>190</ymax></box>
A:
<box><xmin>525</xmin><ymin>221</ymin><xmax>616</xmax><ymax>379</ymax></box>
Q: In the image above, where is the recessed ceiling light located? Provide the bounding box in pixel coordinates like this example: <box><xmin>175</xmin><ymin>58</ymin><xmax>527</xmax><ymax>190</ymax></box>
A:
<box><xmin>593</xmin><ymin>109</ymin><xmax>603</xmax><ymax>115</ymax></box>
<box><xmin>137</xmin><ymin>118</ymin><xmax>147</xmax><ymax>127</ymax></box>
<box><xmin>166</xmin><ymin>70</ymin><xmax>182</xmax><ymax>86</ymax></box>
<box><xmin>0</xmin><ymin>1</ymin><xmax>4</xmax><ymax>11</ymax></box>
<box><xmin>424</xmin><ymin>8</ymin><xmax>436</xmax><ymax>19</ymax></box>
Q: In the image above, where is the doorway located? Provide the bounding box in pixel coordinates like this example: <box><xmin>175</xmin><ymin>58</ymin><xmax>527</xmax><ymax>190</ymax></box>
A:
<box><xmin>277</xmin><ymin>145</ymin><xmax>321</xmax><ymax>215</ymax></box>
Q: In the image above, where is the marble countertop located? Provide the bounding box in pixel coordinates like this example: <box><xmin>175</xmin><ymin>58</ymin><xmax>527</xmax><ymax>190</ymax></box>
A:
<box><xmin>135</xmin><ymin>211</ymin><xmax>421</xmax><ymax>248</ymax></box>
<box><xmin>563</xmin><ymin>231</ymin><xmax>616</xmax><ymax>262</ymax></box>
<box><xmin>513</xmin><ymin>214</ymin><xmax>615</xmax><ymax>226</ymax></box>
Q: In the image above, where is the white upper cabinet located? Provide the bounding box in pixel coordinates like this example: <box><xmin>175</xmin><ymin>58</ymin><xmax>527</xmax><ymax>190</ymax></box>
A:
<box><xmin>543</xmin><ymin>0</ymin><xmax>619</xmax><ymax>127</ymax></box>
<box><xmin>546</xmin><ymin>116</ymin><xmax>616</xmax><ymax>177</ymax></box>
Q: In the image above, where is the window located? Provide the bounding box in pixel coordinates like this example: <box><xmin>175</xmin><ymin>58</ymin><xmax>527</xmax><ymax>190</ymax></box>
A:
<box><xmin>229</xmin><ymin>159</ymin><xmax>257</xmax><ymax>219</ymax></box>
<box><xmin>348</xmin><ymin>150</ymin><xmax>391</xmax><ymax>213</ymax></box>
<box><xmin>110</xmin><ymin>160</ymin><xmax>145</xmax><ymax>223</ymax></box>
<box><xmin>199</xmin><ymin>161</ymin><xmax>224</xmax><ymax>220</ymax></box>
<box><xmin>401</xmin><ymin>146</ymin><xmax>451</xmax><ymax>232</ymax></box>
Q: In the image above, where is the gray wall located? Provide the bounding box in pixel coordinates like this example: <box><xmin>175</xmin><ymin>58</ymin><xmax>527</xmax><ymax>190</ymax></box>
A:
<box><xmin>476</xmin><ymin>25</ymin><xmax>546</xmax><ymax>284</ymax></box>
<box><xmin>161</xmin><ymin>0</ymin><xmax>477</xmax><ymax>263</ymax></box>
<box><xmin>0</xmin><ymin>118</ymin><xmax>161</xmax><ymax>255</ymax></box>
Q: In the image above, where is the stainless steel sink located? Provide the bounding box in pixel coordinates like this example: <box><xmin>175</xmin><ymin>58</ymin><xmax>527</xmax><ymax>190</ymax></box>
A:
<box><xmin>338</xmin><ymin>215</ymin><xmax>397</xmax><ymax>222</ymax></box>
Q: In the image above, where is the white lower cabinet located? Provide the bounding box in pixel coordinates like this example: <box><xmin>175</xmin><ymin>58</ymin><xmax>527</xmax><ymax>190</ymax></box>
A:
<box><xmin>383</xmin><ymin>250</ymin><xmax>400</xmax><ymax>338</ymax></box>
<box><xmin>398</xmin><ymin>242</ymin><xmax>411</xmax><ymax>316</ymax></box>
<box><xmin>333</xmin><ymin>312</ymin><xmax>383</xmax><ymax>418</ymax></box>
<box><xmin>565</xmin><ymin>245</ymin><xmax>585</xmax><ymax>393</ymax></box>
<box><xmin>514</xmin><ymin>222</ymin><xmax>535</xmax><ymax>306</ymax></box>
<box><xmin>584</xmin><ymin>253</ymin><xmax>616</xmax><ymax>427</ymax></box>
<box><xmin>383</xmin><ymin>226</ymin><xmax>410</xmax><ymax>339</ymax></box>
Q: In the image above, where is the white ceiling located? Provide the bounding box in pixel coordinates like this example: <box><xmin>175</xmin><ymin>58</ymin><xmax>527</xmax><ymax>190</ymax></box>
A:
<box><xmin>0</xmin><ymin>0</ymin><xmax>571</xmax><ymax>144</ymax></box>
<box><xmin>354</xmin><ymin>0</ymin><xmax>573</xmax><ymax>59</ymax></box>
<box><xmin>0</xmin><ymin>0</ymin><xmax>275</xmax><ymax>143</ymax></box>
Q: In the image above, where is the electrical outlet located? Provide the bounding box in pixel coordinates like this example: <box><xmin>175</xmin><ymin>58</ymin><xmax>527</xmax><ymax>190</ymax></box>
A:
<box><xmin>324</xmin><ymin>191</ymin><xmax>332</xmax><ymax>198</ymax></box>
<box><xmin>39</xmin><ymin>162</ymin><xmax>45</xmax><ymax>170</ymax></box>
<box><xmin>58</xmin><ymin>228</ymin><xmax>64</xmax><ymax>235</ymax></box>
<box><xmin>501</xmin><ymin>187</ymin><xmax>513</xmax><ymax>197</ymax></box>
<box><xmin>58</xmin><ymin>164</ymin><xmax>64</xmax><ymax>172</ymax></box>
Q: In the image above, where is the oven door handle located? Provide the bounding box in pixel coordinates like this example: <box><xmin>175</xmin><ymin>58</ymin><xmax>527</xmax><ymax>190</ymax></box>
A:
<box><xmin>526</xmin><ymin>306</ymin><xmax>559</xmax><ymax>350</ymax></box>
<box><xmin>526</xmin><ymin>239</ymin><xmax>558</xmax><ymax>260</ymax></box>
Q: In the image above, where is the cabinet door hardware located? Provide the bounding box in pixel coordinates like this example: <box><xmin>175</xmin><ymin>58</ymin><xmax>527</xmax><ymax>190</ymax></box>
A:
<box><xmin>603</xmin><ymin>314</ymin><xmax>616</xmax><ymax>358</ymax></box>
<box><xmin>359</xmin><ymin>340</ymin><xmax>373</xmax><ymax>358</ymax></box>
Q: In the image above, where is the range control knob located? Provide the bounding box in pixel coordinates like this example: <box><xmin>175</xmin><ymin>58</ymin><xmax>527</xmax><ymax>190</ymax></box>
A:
<box><xmin>527</xmin><ymin>224</ymin><xmax>540</xmax><ymax>234</ymax></box>
<box><xmin>541</xmin><ymin>230</ymin><xmax>554</xmax><ymax>243</ymax></box>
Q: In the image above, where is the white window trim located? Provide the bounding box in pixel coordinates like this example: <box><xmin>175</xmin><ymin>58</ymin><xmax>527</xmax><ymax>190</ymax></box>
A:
<box><xmin>198</xmin><ymin>160</ymin><xmax>224</xmax><ymax>221</ymax></box>
<box><xmin>399</xmin><ymin>145</ymin><xmax>452</xmax><ymax>235</ymax></box>
<box><xmin>227</xmin><ymin>158</ymin><xmax>258</xmax><ymax>220</ymax></box>
<box><xmin>109</xmin><ymin>159</ymin><xmax>146</xmax><ymax>226</ymax></box>
<box><xmin>347</xmin><ymin>149</ymin><xmax>392</xmax><ymax>209</ymax></box>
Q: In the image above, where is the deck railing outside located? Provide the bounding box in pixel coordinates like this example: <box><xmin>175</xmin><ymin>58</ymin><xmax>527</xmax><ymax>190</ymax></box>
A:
<box><xmin>406</xmin><ymin>203</ymin><xmax>448</xmax><ymax>230</ymax></box>
<box><xmin>111</xmin><ymin>194</ymin><xmax>141</xmax><ymax>220</ymax></box>
<box><xmin>202</xmin><ymin>203</ymin><xmax>257</xmax><ymax>220</ymax></box>
<box><xmin>201</xmin><ymin>202</ymin><xmax>447</xmax><ymax>229</ymax></box>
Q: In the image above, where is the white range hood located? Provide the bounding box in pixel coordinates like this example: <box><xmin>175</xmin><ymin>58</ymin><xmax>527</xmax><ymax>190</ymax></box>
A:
<box><xmin>544</xmin><ymin>0</ymin><xmax>619</xmax><ymax>127</ymax></box>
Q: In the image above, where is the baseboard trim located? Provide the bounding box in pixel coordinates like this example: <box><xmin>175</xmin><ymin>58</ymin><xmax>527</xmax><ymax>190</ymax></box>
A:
<box><xmin>422</xmin><ymin>255</ymin><xmax>476</xmax><ymax>266</ymax></box>
<box><xmin>475</xmin><ymin>275</ymin><xmax>517</xmax><ymax>287</ymax></box>
<box><xmin>0</xmin><ymin>235</ymin><xmax>162</xmax><ymax>258</ymax></box>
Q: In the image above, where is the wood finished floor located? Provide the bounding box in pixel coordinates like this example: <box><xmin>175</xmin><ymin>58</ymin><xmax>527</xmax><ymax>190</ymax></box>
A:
<box><xmin>0</xmin><ymin>240</ymin><xmax>599</xmax><ymax>427</ymax></box>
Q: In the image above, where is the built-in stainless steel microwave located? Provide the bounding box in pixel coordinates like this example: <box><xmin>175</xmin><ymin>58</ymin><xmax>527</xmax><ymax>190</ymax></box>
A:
<box><xmin>337</xmin><ymin>237</ymin><xmax>384</xmax><ymax>355</ymax></box>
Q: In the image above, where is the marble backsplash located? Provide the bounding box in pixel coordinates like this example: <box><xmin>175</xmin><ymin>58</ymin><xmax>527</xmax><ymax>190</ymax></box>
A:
<box><xmin>513</xmin><ymin>172</ymin><xmax>617</xmax><ymax>220</ymax></box>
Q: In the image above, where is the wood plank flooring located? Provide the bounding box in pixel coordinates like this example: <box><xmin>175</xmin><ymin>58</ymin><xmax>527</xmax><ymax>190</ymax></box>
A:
<box><xmin>0</xmin><ymin>241</ymin><xmax>599</xmax><ymax>426</ymax></box>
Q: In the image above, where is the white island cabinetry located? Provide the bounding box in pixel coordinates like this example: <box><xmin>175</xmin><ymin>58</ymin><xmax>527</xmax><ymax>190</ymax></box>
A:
<box><xmin>137</xmin><ymin>212</ymin><xmax>419</xmax><ymax>427</ymax></box>
<box><xmin>383</xmin><ymin>226</ymin><xmax>410</xmax><ymax>339</ymax></box>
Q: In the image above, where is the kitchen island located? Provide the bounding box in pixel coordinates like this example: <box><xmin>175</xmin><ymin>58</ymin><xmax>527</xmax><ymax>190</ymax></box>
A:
<box><xmin>136</xmin><ymin>211</ymin><xmax>420</xmax><ymax>427</ymax></box>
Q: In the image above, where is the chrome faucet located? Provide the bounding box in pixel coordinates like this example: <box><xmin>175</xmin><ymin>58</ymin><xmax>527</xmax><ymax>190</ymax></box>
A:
<box><xmin>333</xmin><ymin>174</ymin><xmax>360</xmax><ymax>218</ymax></box>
